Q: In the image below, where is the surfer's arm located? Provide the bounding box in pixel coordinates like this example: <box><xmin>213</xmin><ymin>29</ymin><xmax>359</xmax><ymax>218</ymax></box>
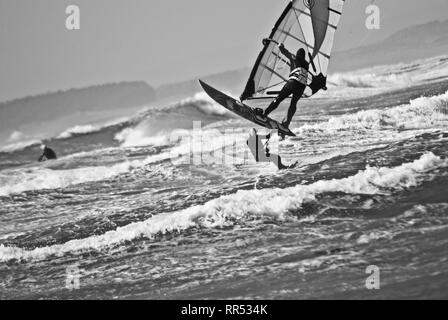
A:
<box><xmin>38</xmin><ymin>154</ymin><xmax>45</xmax><ymax>162</ymax></box>
<box><xmin>278</xmin><ymin>44</ymin><xmax>294</xmax><ymax>64</ymax></box>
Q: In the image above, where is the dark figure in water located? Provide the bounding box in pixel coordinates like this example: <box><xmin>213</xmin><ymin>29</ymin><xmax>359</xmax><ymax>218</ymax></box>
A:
<box><xmin>38</xmin><ymin>144</ymin><xmax>57</xmax><ymax>162</ymax></box>
<box><xmin>246</xmin><ymin>129</ymin><xmax>298</xmax><ymax>170</ymax></box>
<box><xmin>263</xmin><ymin>41</ymin><xmax>327</xmax><ymax>129</ymax></box>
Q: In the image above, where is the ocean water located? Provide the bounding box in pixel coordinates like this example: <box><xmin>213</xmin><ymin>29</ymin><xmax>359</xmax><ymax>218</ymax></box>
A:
<box><xmin>1</xmin><ymin>56</ymin><xmax>448</xmax><ymax>299</ymax></box>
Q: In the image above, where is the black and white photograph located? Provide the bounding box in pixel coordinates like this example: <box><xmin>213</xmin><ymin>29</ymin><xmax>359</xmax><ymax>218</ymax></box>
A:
<box><xmin>1</xmin><ymin>0</ymin><xmax>448</xmax><ymax>303</ymax></box>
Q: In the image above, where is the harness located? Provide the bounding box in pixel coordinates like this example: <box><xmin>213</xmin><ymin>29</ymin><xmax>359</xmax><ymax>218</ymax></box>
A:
<box><xmin>289</xmin><ymin>67</ymin><xmax>308</xmax><ymax>85</ymax></box>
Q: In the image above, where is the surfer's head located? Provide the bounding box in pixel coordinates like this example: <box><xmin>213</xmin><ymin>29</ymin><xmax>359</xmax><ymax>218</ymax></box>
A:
<box><xmin>296</xmin><ymin>48</ymin><xmax>306</xmax><ymax>60</ymax></box>
<box><xmin>40</xmin><ymin>144</ymin><xmax>46</xmax><ymax>150</ymax></box>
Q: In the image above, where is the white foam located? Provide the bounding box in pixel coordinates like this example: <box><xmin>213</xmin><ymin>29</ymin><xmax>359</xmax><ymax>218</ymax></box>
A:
<box><xmin>56</xmin><ymin>125</ymin><xmax>99</xmax><ymax>139</ymax></box>
<box><xmin>0</xmin><ymin>139</ymin><xmax>41</xmax><ymax>153</ymax></box>
<box><xmin>0</xmin><ymin>151</ymin><xmax>174</xmax><ymax>197</ymax></box>
<box><xmin>325</xmin><ymin>55</ymin><xmax>448</xmax><ymax>100</ymax></box>
<box><xmin>1</xmin><ymin>152</ymin><xmax>446</xmax><ymax>262</ymax></box>
<box><xmin>0</xmin><ymin>125</ymin><xmax>246</xmax><ymax>197</ymax></box>
<box><xmin>329</xmin><ymin>72</ymin><xmax>412</xmax><ymax>89</ymax></box>
<box><xmin>187</xmin><ymin>92</ymin><xmax>233</xmax><ymax>116</ymax></box>
<box><xmin>296</xmin><ymin>90</ymin><xmax>448</xmax><ymax>134</ymax></box>
<box><xmin>151</xmin><ymin>91</ymin><xmax>233</xmax><ymax>117</ymax></box>
<box><xmin>114</xmin><ymin>124</ymin><xmax>189</xmax><ymax>148</ymax></box>
<box><xmin>56</xmin><ymin>116</ymin><xmax>132</xmax><ymax>140</ymax></box>
<box><xmin>113</xmin><ymin>91</ymin><xmax>233</xmax><ymax>148</ymax></box>
<box><xmin>0</xmin><ymin>162</ymin><xmax>131</xmax><ymax>196</ymax></box>
<box><xmin>1</xmin><ymin>131</ymin><xmax>41</xmax><ymax>152</ymax></box>
<box><xmin>115</xmin><ymin>126</ymin><xmax>168</xmax><ymax>147</ymax></box>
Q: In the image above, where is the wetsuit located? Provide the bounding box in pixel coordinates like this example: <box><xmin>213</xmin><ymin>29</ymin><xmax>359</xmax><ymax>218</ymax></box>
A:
<box><xmin>38</xmin><ymin>147</ymin><xmax>57</xmax><ymax>162</ymax></box>
<box><xmin>263</xmin><ymin>45</ymin><xmax>309</xmax><ymax>127</ymax></box>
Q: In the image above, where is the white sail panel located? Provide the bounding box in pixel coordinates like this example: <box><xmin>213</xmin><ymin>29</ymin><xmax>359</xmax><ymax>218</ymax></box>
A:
<box><xmin>241</xmin><ymin>0</ymin><xmax>345</xmax><ymax>101</ymax></box>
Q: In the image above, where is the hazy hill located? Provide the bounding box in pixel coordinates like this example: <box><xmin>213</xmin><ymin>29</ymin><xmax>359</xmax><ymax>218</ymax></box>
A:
<box><xmin>2</xmin><ymin>19</ymin><xmax>447</xmax><ymax>131</ymax></box>
<box><xmin>156</xmin><ymin>20</ymin><xmax>448</xmax><ymax>97</ymax></box>
<box><xmin>331</xmin><ymin>20</ymin><xmax>448</xmax><ymax>72</ymax></box>
<box><xmin>0</xmin><ymin>82</ymin><xmax>156</xmax><ymax>131</ymax></box>
<box><xmin>156</xmin><ymin>68</ymin><xmax>250</xmax><ymax>100</ymax></box>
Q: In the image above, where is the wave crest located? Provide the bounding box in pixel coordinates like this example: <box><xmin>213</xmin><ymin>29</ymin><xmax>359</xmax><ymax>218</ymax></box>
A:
<box><xmin>329</xmin><ymin>72</ymin><xmax>412</xmax><ymax>88</ymax></box>
<box><xmin>297</xmin><ymin>90</ymin><xmax>448</xmax><ymax>134</ymax></box>
<box><xmin>1</xmin><ymin>152</ymin><xmax>446</xmax><ymax>262</ymax></box>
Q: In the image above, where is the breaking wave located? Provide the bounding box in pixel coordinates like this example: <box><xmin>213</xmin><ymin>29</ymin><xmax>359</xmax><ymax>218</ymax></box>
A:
<box><xmin>0</xmin><ymin>92</ymin><xmax>230</xmax><ymax>155</ymax></box>
<box><xmin>115</xmin><ymin>127</ymin><xmax>189</xmax><ymax>148</ymax></box>
<box><xmin>1</xmin><ymin>152</ymin><xmax>446</xmax><ymax>262</ymax></box>
<box><xmin>0</xmin><ymin>153</ymin><xmax>172</xmax><ymax>197</ymax></box>
<box><xmin>55</xmin><ymin>116</ymin><xmax>134</xmax><ymax>140</ymax></box>
<box><xmin>0</xmin><ymin>127</ymin><xmax>245</xmax><ymax>197</ymax></box>
<box><xmin>296</xmin><ymin>90</ymin><xmax>448</xmax><ymax>134</ymax></box>
<box><xmin>0</xmin><ymin>139</ymin><xmax>41</xmax><ymax>153</ymax></box>
<box><xmin>328</xmin><ymin>55</ymin><xmax>448</xmax><ymax>89</ymax></box>
<box><xmin>173</xmin><ymin>92</ymin><xmax>233</xmax><ymax>117</ymax></box>
<box><xmin>114</xmin><ymin>92</ymin><xmax>232</xmax><ymax>148</ymax></box>
<box><xmin>329</xmin><ymin>72</ymin><xmax>412</xmax><ymax>88</ymax></box>
<box><xmin>56</xmin><ymin>125</ymin><xmax>100</xmax><ymax>139</ymax></box>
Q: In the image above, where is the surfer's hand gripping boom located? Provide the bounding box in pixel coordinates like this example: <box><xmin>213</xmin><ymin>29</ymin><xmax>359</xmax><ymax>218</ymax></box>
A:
<box><xmin>262</xmin><ymin>38</ymin><xmax>327</xmax><ymax>91</ymax></box>
<box><xmin>263</xmin><ymin>38</ymin><xmax>280</xmax><ymax>46</ymax></box>
<box><xmin>263</xmin><ymin>38</ymin><xmax>286</xmax><ymax>54</ymax></box>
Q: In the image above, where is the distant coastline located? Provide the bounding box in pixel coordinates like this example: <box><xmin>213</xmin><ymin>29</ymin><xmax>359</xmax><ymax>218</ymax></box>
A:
<box><xmin>2</xmin><ymin>20</ymin><xmax>447</xmax><ymax>110</ymax></box>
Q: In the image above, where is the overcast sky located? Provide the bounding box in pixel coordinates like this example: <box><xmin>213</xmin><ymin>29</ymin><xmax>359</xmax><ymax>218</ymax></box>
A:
<box><xmin>1</xmin><ymin>0</ymin><xmax>447</xmax><ymax>102</ymax></box>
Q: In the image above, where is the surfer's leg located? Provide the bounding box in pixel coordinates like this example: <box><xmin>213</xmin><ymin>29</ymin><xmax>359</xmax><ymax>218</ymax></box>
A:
<box><xmin>283</xmin><ymin>84</ymin><xmax>305</xmax><ymax>127</ymax></box>
<box><xmin>283</xmin><ymin>97</ymin><xmax>299</xmax><ymax>128</ymax></box>
<box><xmin>263</xmin><ymin>83</ymin><xmax>293</xmax><ymax>117</ymax></box>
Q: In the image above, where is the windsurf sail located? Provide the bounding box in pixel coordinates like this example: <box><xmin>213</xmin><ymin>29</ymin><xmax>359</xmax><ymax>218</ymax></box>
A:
<box><xmin>240</xmin><ymin>0</ymin><xmax>345</xmax><ymax>101</ymax></box>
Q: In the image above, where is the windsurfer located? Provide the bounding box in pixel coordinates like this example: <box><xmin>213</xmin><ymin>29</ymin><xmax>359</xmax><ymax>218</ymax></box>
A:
<box><xmin>262</xmin><ymin>43</ymin><xmax>309</xmax><ymax>129</ymax></box>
